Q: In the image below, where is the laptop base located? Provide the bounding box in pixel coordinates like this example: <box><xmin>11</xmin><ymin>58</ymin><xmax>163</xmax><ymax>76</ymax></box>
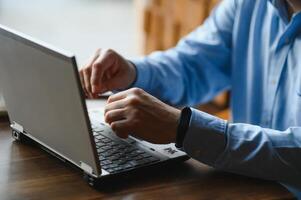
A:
<box><xmin>83</xmin><ymin>154</ymin><xmax>189</xmax><ymax>188</ymax></box>
<box><xmin>11</xmin><ymin>128</ymin><xmax>190</xmax><ymax>188</ymax></box>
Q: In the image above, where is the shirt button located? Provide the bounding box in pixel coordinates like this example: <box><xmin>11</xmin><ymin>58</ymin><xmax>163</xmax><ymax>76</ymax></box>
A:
<box><xmin>271</xmin><ymin>79</ymin><xmax>276</xmax><ymax>85</ymax></box>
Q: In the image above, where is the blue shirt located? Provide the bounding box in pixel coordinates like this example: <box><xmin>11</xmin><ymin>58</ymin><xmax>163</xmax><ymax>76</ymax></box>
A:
<box><xmin>131</xmin><ymin>0</ymin><xmax>301</xmax><ymax>198</ymax></box>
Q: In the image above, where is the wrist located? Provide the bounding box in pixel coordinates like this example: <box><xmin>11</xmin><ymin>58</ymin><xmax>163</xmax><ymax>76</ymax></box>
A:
<box><xmin>164</xmin><ymin>106</ymin><xmax>181</xmax><ymax>143</ymax></box>
<box><xmin>167</xmin><ymin>107</ymin><xmax>181</xmax><ymax>143</ymax></box>
<box><xmin>127</xmin><ymin>60</ymin><xmax>137</xmax><ymax>88</ymax></box>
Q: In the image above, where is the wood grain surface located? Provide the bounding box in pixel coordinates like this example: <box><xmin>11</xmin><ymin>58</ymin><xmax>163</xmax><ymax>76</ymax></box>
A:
<box><xmin>0</xmin><ymin>118</ymin><xmax>295</xmax><ymax>200</ymax></box>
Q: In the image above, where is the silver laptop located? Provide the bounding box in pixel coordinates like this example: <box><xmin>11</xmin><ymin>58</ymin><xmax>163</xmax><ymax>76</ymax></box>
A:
<box><xmin>0</xmin><ymin>25</ymin><xmax>188</xmax><ymax>186</ymax></box>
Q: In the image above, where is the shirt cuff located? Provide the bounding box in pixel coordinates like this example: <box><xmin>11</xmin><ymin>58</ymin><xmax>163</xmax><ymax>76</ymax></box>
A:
<box><xmin>183</xmin><ymin>108</ymin><xmax>228</xmax><ymax>167</ymax></box>
<box><xmin>130</xmin><ymin>58</ymin><xmax>152</xmax><ymax>91</ymax></box>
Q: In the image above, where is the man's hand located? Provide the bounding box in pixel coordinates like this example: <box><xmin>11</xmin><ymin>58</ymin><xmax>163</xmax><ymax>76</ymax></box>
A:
<box><xmin>79</xmin><ymin>49</ymin><xmax>136</xmax><ymax>98</ymax></box>
<box><xmin>104</xmin><ymin>88</ymin><xmax>181</xmax><ymax>144</ymax></box>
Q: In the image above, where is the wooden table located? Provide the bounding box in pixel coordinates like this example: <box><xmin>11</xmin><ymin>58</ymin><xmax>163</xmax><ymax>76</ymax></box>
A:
<box><xmin>0</xmin><ymin>117</ymin><xmax>295</xmax><ymax>200</ymax></box>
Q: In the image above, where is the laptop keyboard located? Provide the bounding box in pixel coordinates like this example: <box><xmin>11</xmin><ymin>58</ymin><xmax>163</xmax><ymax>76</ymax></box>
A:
<box><xmin>92</xmin><ymin>125</ymin><xmax>160</xmax><ymax>174</ymax></box>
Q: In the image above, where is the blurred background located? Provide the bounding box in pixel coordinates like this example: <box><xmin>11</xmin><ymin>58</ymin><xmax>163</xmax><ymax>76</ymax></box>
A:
<box><xmin>0</xmin><ymin>0</ymin><xmax>139</xmax><ymax>65</ymax></box>
<box><xmin>0</xmin><ymin>0</ymin><xmax>228</xmax><ymax>118</ymax></box>
<box><xmin>0</xmin><ymin>0</ymin><xmax>138</xmax><ymax>114</ymax></box>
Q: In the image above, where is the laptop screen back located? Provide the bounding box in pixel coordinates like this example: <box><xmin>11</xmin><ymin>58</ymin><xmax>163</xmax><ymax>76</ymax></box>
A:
<box><xmin>0</xmin><ymin>25</ymin><xmax>101</xmax><ymax>176</ymax></box>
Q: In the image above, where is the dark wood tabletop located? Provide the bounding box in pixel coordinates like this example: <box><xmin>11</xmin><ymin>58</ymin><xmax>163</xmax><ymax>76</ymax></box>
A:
<box><xmin>0</xmin><ymin>117</ymin><xmax>295</xmax><ymax>200</ymax></box>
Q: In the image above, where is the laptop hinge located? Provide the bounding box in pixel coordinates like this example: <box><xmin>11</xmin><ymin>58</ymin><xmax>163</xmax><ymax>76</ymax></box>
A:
<box><xmin>10</xmin><ymin>121</ymin><xmax>24</xmax><ymax>133</ymax></box>
<box><xmin>80</xmin><ymin>161</ymin><xmax>93</xmax><ymax>175</ymax></box>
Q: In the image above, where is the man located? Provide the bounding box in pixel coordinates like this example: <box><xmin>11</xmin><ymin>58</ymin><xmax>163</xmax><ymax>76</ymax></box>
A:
<box><xmin>79</xmin><ymin>0</ymin><xmax>301</xmax><ymax>198</ymax></box>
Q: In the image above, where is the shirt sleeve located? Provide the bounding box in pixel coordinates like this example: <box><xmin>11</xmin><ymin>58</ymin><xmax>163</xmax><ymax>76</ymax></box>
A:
<box><xmin>183</xmin><ymin>108</ymin><xmax>301</xmax><ymax>193</ymax></box>
<box><xmin>130</xmin><ymin>0</ymin><xmax>238</xmax><ymax>107</ymax></box>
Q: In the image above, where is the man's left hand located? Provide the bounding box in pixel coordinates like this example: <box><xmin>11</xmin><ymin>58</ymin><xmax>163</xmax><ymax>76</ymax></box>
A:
<box><xmin>104</xmin><ymin>88</ymin><xmax>181</xmax><ymax>144</ymax></box>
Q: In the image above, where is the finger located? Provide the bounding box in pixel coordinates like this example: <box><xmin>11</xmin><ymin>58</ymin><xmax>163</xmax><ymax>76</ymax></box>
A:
<box><xmin>107</xmin><ymin>90</ymin><xmax>129</xmax><ymax>104</ymax></box>
<box><xmin>79</xmin><ymin>70</ymin><xmax>88</xmax><ymax>96</ymax></box>
<box><xmin>91</xmin><ymin>49</ymin><xmax>116</xmax><ymax>93</ymax></box>
<box><xmin>105</xmin><ymin>98</ymin><xmax>127</xmax><ymax>114</ymax></box>
<box><xmin>85</xmin><ymin>49</ymin><xmax>101</xmax><ymax>68</ymax></box>
<box><xmin>111</xmin><ymin>119</ymin><xmax>130</xmax><ymax>139</ymax></box>
<box><xmin>100</xmin><ymin>74</ymin><xmax>124</xmax><ymax>93</ymax></box>
<box><xmin>104</xmin><ymin>108</ymin><xmax>126</xmax><ymax>124</ymax></box>
<box><xmin>90</xmin><ymin>92</ymin><xmax>99</xmax><ymax>99</ymax></box>
<box><xmin>83</xmin><ymin>68</ymin><xmax>92</xmax><ymax>97</ymax></box>
<box><xmin>97</xmin><ymin>50</ymin><xmax>116</xmax><ymax>86</ymax></box>
<box><xmin>80</xmin><ymin>49</ymin><xmax>101</xmax><ymax>98</ymax></box>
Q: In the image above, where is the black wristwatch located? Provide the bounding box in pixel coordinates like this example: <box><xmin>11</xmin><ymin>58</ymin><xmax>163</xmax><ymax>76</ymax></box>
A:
<box><xmin>175</xmin><ymin>107</ymin><xmax>192</xmax><ymax>148</ymax></box>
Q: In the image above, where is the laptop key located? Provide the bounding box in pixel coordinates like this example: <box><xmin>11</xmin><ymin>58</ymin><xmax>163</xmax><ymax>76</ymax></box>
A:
<box><xmin>106</xmin><ymin>168</ymin><xmax>114</xmax><ymax>173</ymax></box>
<box><xmin>95</xmin><ymin>135</ymin><xmax>105</xmax><ymax>140</ymax></box>
<box><xmin>135</xmin><ymin>155</ymin><xmax>145</xmax><ymax>160</ymax></box>
<box><xmin>113</xmin><ymin>166</ymin><xmax>123</xmax><ymax>172</ymax></box>
<box><xmin>99</xmin><ymin>157</ymin><xmax>106</xmax><ymax>161</ymax></box>
<box><xmin>92</xmin><ymin>127</ymin><xmax>161</xmax><ymax>174</ymax></box>
<box><xmin>123</xmin><ymin>163</ymin><xmax>133</xmax><ymax>169</ymax></box>
<box><xmin>136</xmin><ymin>159</ymin><xmax>149</xmax><ymax>165</ymax></box>
<box><xmin>95</xmin><ymin>142</ymin><xmax>106</xmax><ymax>147</ymax></box>
<box><xmin>128</xmin><ymin>160</ymin><xmax>143</xmax><ymax>167</ymax></box>
<box><xmin>109</xmin><ymin>163</ymin><xmax>118</xmax><ymax>168</ymax></box>
<box><xmin>101</xmin><ymin>160</ymin><xmax>112</xmax><ymax>165</ymax></box>
<box><xmin>97</xmin><ymin>148</ymin><xmax>104</xmax><ymax>154</ymax></box>
<box><xmin>134</xmin><ymin>149</ymin><xmax>144</xmax><ymax>155</ymax></box>
<box><xmin>141</xmin><ymin>154</ymin><xmax>152</xmax><ymax>158</ymax></box>
<box><xmin>145</xmin><ymin>157</ymin><xmax>160</xmax><ymax>163</ymax></box>
<box><xmin>101</xmin><ymin>165</ymin><xmax>109</xmax><ymax>170</ymax></box>
<box><xmin>124</xmin><ymin>137</ymin><xmax>136</xmax><ymax>144</ymax></box>
<box><xmin>101</xmin><ymin>138</ymin><xmax>111</xmax><ymax>143</ymax></box>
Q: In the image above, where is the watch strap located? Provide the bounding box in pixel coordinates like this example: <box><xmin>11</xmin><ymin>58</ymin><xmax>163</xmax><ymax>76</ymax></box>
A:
<box><xmin>175</xmin><ymin>107</ymin><xmax>192</xmax><ymax>148</ymax></box>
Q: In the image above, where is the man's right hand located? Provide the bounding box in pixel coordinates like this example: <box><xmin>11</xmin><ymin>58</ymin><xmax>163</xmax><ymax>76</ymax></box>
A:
<box><xmin>79</xmin><ymin>49</ymin><xmax>137</xmax><ymax>98</ymax></box>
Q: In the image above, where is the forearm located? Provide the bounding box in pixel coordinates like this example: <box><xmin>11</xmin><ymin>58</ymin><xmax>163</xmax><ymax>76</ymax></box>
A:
<box><xmin>183</xmin><ymin>108</ymin><xmax>301</xmax><ymax>185</ymax></box>
<box><xmin>130</xmin><ymin>0</ymin><xmax>238</xmax><ymax>107</ymax></box>
<box><xmin>131</xmin><ymin>44</ymin><xmax>231</xmax><ymax>107</ymax></box>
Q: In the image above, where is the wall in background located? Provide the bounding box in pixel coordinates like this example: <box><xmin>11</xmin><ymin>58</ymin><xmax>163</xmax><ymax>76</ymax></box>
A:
<box><xmin>136</xmin><ymin>0</ymin><xmax>220</xmax><ymax>54</ymax></box>
<box><xmin>0</xmin><ymin>0</ymin><xmax>138</xmax><ymax>66</ymax></box>
<box><xmin>0</xmin><ymin>0</ymin><xmax>139</xmax><ymax>111</ymax></box>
